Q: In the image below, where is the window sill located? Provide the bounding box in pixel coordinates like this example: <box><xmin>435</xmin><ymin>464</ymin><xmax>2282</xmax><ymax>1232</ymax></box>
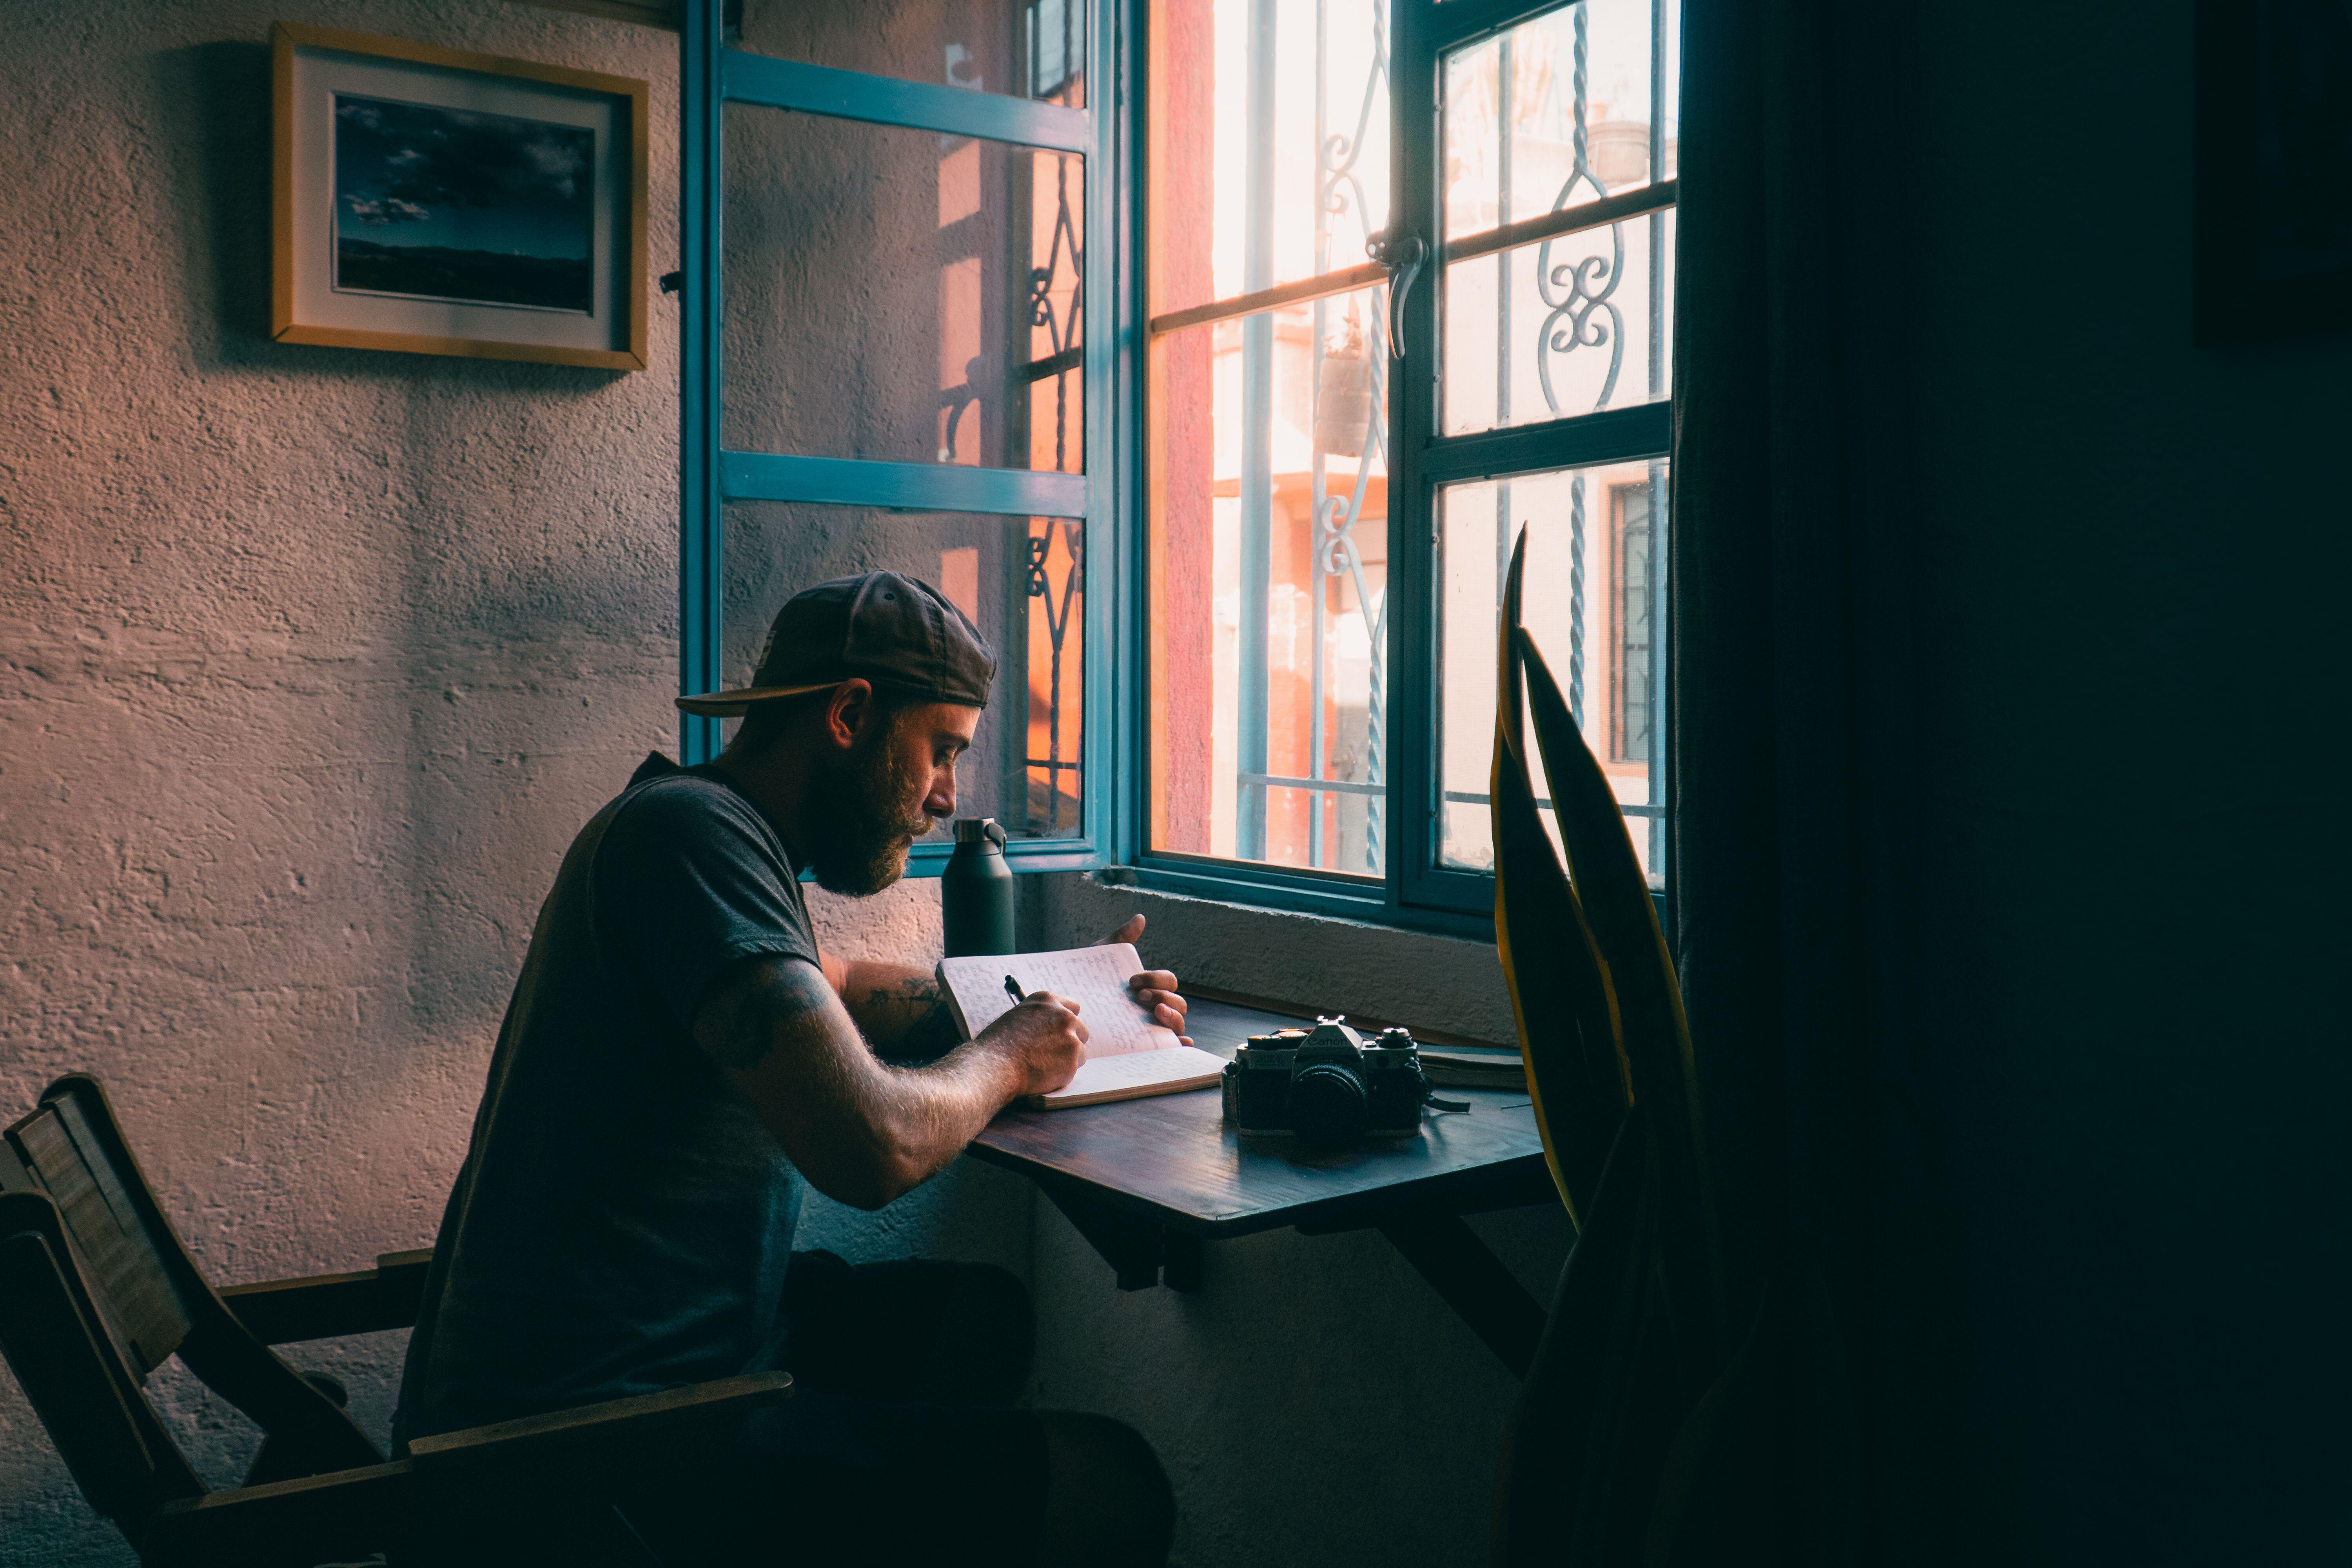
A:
<box><xmin>1100</xmin><ymin>860</ymin><xmax>1669</xmax><ymax>957</ymax></box>
<box><xmin>1033</xmin><ymin>871</ymin><xmax>1521</xmax><ymax>1050</ymax></box>
<box><xmin>1114</xmin><ymin>859</ymin><xmax>1499</xmax><ymax>942</ymax></box>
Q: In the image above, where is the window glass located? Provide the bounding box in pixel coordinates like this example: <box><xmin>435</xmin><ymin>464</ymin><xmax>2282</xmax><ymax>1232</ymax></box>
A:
<box><xmin>1435</xmin><ymin>460</ymin><xmax>1666</xmax><ymax>884</ymax></box>
<box><xmin>737</xmin><ymin>0</ymin><xmax>1087</xmax><ymax>109</ymax></box>
<box><xmin>1441</xmin><ymin>207</ymin><xmax>1672</xmax><ymax>434</ymax></box>
<box><xmin>1147</xmin><ymin>290</ymin><xmax>1389</xmax><ymax>875</ymax></box>
<box><xmin>1441</xmin><ymin>0</ymin><xmax>1676</xmax><ymax>244</ymax></box>
<box><xmin>723</xmin><ymin>107</ymin><xmax>1083</xmax><ymax>471</ymax></box>
<box><xmin>1143</xmin><ymin>0</ymin><xmax>1682</xmax><ymax>914</ymax></box>
<box><xmin>723</xmin><ymin>501</ymin><xmax>1085</xmax><ymax>840</ymax></box>
<box><xmin>1438</xmin><ymin>0</ymin><xmax>1675</xmax><ymax>437</ymax></box>
<box><xmin>1150</xmin><ymin>0</ymin><xmax>1392</xmax><ymax>319</ymax></box>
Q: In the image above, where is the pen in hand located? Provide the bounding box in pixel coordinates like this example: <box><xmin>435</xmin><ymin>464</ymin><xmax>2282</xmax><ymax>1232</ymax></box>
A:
<box><xmin>1004</xmin><ymin>974</ymin><xmax>1026</xmax><ymax>1006</ymax></box>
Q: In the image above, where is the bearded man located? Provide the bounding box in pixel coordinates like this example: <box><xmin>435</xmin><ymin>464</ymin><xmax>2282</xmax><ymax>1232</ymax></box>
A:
<box><xmin>393</xmin><ymin>572</ymin><xmax>1181</xmax><ymax>1566</ymax></box>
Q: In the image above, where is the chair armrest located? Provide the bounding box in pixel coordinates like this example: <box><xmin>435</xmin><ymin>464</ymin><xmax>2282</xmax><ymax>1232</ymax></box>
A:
<box><xmin>148</xmin><ymin>1459</ymin><xmax>412</xmax><ymax>1568</ymax></box>
<box><xmin>406</xmin><ymin>1370</ymin><xmax>793</xmax><ymax>1480</ymax></box>
<box><xmin>145</xmin><ymin>1373</ymin><xmax>788</xmax><ymax>1564</ymax></box>
<box><xmin>220</xmin><ymin>1248</ymin><xmax>435</xmax><ymax>1344</ymax></box>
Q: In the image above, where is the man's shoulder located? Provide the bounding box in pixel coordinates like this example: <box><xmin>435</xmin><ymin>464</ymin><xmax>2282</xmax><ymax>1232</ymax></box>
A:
<box><xmin>606</xmin><ymin>760</ymin><xmax>763</xmax><ymax>833</ymax></box>
<box><xmin>590</xmin><ymin>760</ymin><xmax>794</xmax><ymax>880</ymax></box>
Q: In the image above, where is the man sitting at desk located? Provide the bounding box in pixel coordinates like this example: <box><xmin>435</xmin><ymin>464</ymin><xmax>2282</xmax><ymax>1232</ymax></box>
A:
<box><xmin>393</xmin><ymin>571</ymin><xmax>1183</xmax><ymax>1566</ymax></box>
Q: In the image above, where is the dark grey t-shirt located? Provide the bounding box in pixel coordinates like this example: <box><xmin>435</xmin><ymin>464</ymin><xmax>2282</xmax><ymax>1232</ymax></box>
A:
<box><xmin>393</xmin><ymin>753</ymin><xmax>817</xmax><ymax>1445</ymax></box>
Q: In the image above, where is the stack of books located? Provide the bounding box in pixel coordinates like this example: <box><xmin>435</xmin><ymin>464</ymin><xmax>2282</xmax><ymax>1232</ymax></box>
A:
<box><xmin>1416</xmin><ymin>1045</ymin><xmax>1527</xmax><ymax>1093</ymax></box>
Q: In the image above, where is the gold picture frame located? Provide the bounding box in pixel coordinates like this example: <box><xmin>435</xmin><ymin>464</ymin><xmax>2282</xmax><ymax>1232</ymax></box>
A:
<box><xmin>271</xmin><ymin>22</ymin><xmax>649</xmax><ymax>370</ymax></box>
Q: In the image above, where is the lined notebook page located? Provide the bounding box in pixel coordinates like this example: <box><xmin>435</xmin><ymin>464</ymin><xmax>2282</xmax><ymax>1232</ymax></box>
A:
<box><xmin>935</xmin><ymin>944</ymin><xmax>1224</xmax><ymax>1109</ymax></box>
<box><xmin>937</xmin><ymin>944</ymin><xmax>1176</xmax><ymax>1056</ymax></box>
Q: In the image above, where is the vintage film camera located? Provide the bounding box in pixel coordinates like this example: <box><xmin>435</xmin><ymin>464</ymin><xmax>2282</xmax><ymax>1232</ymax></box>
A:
<box><xmin>1221</xmin><ymin>1016</ymin><xmax>1437</xmax><ymax>1149</ymax></box>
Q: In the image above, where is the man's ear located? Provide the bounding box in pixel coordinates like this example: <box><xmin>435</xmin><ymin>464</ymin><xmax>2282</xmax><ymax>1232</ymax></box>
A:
<box><xmin>822</xmin><ymin>679</ymin><xmax>875</xmax><ymax>751</ymax></box>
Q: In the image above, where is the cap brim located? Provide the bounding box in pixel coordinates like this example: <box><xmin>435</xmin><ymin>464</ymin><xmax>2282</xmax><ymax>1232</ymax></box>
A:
<box><xmin>673</xmin><ymin>681</ymin><xmax>838</xmax><ymax>718</ymax></box>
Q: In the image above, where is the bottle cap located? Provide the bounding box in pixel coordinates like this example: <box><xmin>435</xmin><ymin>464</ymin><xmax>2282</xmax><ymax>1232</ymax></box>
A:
<box><xmin>953</xmin><ymin>818</ymin><xmax>1007</xmax><ymax>847</ymax></box>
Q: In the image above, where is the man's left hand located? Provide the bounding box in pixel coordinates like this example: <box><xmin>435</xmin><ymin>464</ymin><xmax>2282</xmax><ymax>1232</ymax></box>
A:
<box><xmin>1100</xmin><ymin>914</ymin><xmax>1192</xmax><ymax>1049</ymax></box>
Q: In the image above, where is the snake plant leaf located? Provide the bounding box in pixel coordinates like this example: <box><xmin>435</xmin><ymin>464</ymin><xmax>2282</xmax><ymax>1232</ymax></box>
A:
<box><xmin>1513</xmin><ymin>619</ymin><xmax>1726</xmax><ymax>1363</ymax></box>
<box><xmin>1493</xmin><ymin>533</ymin><xmax>1630</xmax><ymax>1224</ymax></box>
<box><xmin>1492</xmin><ymin>1105</ymin><xmax>1687</xmax><ymax>1567</ymax></box>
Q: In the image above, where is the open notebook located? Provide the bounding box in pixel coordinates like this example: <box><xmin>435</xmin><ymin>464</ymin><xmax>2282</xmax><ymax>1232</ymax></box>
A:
<box><xmin>936</xmin><ymin>944</ymin><xmax>1228</xmax><ymax>1109</ymax></box>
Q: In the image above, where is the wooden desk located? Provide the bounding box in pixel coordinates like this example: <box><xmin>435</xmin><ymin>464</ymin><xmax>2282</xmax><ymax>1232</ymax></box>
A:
<box><xmin>965</xmin><ymin>998</ymin><xmax>1561</xmax><ymax>1377</ymax></box>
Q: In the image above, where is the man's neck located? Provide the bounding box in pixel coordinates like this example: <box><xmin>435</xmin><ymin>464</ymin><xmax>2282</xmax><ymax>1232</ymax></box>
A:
<box><xmin>706</xmin><ymin>746</ymin><xmax>816</xmax><ymax>869</ymax></box>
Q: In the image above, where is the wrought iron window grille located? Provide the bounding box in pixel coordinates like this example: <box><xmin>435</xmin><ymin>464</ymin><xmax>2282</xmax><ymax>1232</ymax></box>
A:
<box><xmin>1142</xmin><ymin>0</ymin><xmax>1677</xmax><ymax>917</ymax></box>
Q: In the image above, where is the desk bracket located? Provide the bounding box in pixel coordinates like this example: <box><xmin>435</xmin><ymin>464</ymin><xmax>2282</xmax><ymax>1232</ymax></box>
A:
<box><xmin>1042</xmin><ymin>1185</ymin><xmax>1200</xmax><ymax>1294</ymax></box>
<box><xmin>1294</xmin><ymin>1205</ymin><xmax>1547</xmax><ymax>1379</ymax></box>
<box><xmin>1376</xmin><ymin>1208</ymin><xmax>1545</xmax><ymax>1379</ymax></box>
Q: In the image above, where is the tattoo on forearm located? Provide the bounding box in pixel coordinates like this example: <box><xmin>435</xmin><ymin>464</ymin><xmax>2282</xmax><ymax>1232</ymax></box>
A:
<box><xmin>701</xmin><ymin>960</ymin><xmax>837</xmax><ymax>1072</ymax></box>
<box><xmin>863</xmin><ymin>975</ymin><xmax>944</xmax><ymax>1008</ymax></box>
<box><xmin>888</xmin><ymin>1002</ymin><xmax>965</xmax><ymax>1063</ymax></box>
<box><xmin>855</xmin><ymin>973</ymin><xmax>964</xmax><ymax>1062</ymax></box>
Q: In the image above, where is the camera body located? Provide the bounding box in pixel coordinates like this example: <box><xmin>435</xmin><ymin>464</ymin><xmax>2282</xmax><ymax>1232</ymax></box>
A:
<box><xmin>1222</xmin><ymin>1017</ymin><xmax>1430</xmax><ymax>1149</ymax></box>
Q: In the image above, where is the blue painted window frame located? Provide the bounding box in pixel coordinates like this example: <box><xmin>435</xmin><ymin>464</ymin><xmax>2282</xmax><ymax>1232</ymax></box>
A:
<box><xmin>678</xmin><ymin>0</ymin><xmax>1668</xmax><ymax>933</ymax></box>
<box><xmin>679</xmin><ymin>0</ymin><xmax>1122</xmax><ymax>878</ymax></box>
<box><xmin>1113</xmin><ymin>0</ymin><xmax>1676</xmax><ymax>939</ymax></box>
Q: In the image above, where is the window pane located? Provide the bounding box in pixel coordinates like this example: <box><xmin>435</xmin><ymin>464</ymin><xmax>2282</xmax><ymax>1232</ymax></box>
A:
<box><xmin>723</xmin><ymin>501</ymin><xmax>1085</xmax><ymax>841</ymax></box>
<box><xmin>1440</xmin><ymin>206</ymin><xmax>1672</xmax><ymax>434</ymax></box>
<box><xmin>1438</xmin><ymin>0</ymin><xmax>1676</xmax><ymax>436</ymax></box>
<box><xmin>1148</xmin><ymin>292</ymin><xmax>1388</xmax><ymax>875</ymax></box>
<box><xmin>1441</xmin><ymin>0</ymin><xmax>1677</xmax><ymax>245</ymax></box>
<box><xmin>1436</xmin><ymin>461</ymin><xmax>1666</xmax><ymax>885</ymax></box>
<box><xmin>723</xmin><ymin>106</ymin><xmax>1083</xmax><ymax>472</ymax></box>
<box><xmin>738</xmin><ymin>0</ymin><xmax>1087</xmax><ymax>109</ymax></box>
<box><xmin>1148</xmin><ymin>0</ymin><xmax>1392</xmax><ymax>319</ymax></box>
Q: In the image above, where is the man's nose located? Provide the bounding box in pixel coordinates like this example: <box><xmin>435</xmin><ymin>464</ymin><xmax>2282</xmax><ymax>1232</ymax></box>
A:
<box><xmin>928</xmin><ymin>770</ymin><xmax>956</xmax><ymax>818</ymax></box>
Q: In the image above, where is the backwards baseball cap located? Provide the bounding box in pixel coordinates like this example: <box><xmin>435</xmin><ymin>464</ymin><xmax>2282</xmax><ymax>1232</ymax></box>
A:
<box><xmin>675</xmin><ymin>570</ymin><xmax>996</xmax><ymax>718</ymax></box>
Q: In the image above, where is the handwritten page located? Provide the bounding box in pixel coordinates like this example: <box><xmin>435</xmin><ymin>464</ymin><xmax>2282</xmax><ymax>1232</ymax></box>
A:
<box><xmin>935</xmin><ymin>944</ymin><xmax>1225</xmax><ymax>1110</ymax></box>
<box><xmin>937</xmin><ymin>944</ymin><xmax>1177</xmax><ymax>1056</ymax></box>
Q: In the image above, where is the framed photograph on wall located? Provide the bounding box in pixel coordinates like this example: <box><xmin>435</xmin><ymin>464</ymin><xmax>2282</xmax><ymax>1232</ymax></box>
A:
<box><xmin>271</xmin><ymin>23</ymin><xmax>649</xmax><ymax>369</ymax></box>
<box><xmin>2194</xmin><ymin>0</ymin><xmax>2352</xmax><ymax>344</ymax></box>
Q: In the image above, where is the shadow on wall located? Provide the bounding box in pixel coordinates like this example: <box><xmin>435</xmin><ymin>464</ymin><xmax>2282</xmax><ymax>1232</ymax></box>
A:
<box><xmin>0</xmin><ymin>18</ymin><xmax>682</xmax><ymax>1568</ymax></box>
<box><xmin>152</xmin><ymin>41</ymin><xmax>273</xmax><ymax>355</ymax></box>
<box><xmin>100</xmin><ymin>46</ymin><xmax>684</xmax><ymax>1250</ymax></box>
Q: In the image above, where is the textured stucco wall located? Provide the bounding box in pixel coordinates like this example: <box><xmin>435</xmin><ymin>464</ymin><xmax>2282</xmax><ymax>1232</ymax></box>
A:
<box><xmin>0</xmin><ymin>4</ymin><xmax>1554</xmax><ymax>1563</ymax></box>
<box><xmin>0</xmin><ymin>7</ymin><xmax>1028</xmax><ymax>1559</ymax></box>
<box><xmin>0</xmin><ymin>5</ymin><xmax>690</xmax><ymax>1558</ymax></box>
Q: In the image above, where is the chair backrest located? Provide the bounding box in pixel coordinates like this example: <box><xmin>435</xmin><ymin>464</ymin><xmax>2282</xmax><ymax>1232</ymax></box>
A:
<box><xmin>0</xmin><ymin>1074</ymin><xmax>383</xmax><ymax>1535</ymax></box>
<box><xmin>0</xmin><ymin>1184</ymin><xmax>201</xmax><ymax>1532</ymax></box>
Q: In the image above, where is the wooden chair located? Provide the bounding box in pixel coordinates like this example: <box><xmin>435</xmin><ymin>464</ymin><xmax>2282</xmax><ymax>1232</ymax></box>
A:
<box><xmin>0</xmin><ymin>1073</ymin><xmax>791</xmax><ymax>1567</ymax></box>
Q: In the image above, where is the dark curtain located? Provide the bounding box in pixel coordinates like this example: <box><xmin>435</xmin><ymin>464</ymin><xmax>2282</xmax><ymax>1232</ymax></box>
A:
<box><xmin>1668</xmin><ymin>2</ymin><xmax>1965</xmax><ymax>1559</ymax></box>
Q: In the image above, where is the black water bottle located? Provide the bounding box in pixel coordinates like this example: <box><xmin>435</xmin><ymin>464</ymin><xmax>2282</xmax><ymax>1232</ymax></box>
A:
<box><xmin>941</xmin><ymin>818</ymin><xmax>1015</xmax><ymax>957</ymax></box>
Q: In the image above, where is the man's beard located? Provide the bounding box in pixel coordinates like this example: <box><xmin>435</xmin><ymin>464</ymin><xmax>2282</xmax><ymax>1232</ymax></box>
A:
<box><xmin>806</xmin><ymin>726</ymin><xmax>939</xmax><ymax>896</ymax></box>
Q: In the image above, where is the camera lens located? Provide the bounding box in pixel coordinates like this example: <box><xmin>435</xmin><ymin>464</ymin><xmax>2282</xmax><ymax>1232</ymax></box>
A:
<box><xmin>1288</xmin><ymin>1062</ymin><xmax>1368</xmax><ymax>1149</ymax></box>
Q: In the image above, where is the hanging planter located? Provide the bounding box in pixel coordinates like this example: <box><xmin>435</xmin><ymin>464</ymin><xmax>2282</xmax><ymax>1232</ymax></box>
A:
<box><xmin>1313</xmin><ymin>307</ymin><xmax>1374</xmax><ymax>457</ymax></box>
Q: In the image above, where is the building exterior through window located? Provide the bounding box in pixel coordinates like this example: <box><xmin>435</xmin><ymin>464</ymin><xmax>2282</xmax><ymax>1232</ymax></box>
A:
<box><xmin>681</xmin><ymin>0</ymin><xmax>1677</xmax><ymax>910</ymax></box>
<box><xmin>1148</xmin><ymin>0</ymin><xmax>1677</xmax><ymax>900</ymax></box>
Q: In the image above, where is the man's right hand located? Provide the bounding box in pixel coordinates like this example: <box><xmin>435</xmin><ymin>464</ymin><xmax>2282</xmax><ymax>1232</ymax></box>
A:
<box><xmin>976</xmin><ymin>992</ymin><xmax>1088</xmax><ymax>1099</ymax></box>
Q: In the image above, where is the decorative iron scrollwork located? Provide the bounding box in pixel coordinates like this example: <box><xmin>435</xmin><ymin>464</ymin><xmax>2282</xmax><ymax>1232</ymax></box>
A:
<box><xmin>1534</xmin><ymin>5</ymin><xmax>1626</xmax><ymax>419</ymax></box>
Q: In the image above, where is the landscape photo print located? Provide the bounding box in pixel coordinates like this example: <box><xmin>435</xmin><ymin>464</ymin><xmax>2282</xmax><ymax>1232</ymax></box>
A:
<box><xmin>333</xmin><ymin>95</ymin><xmax>594</xmax><ymax>313</ymax></box>
<box><xmin>272</xmin><ymin>24</ymin><xmax>648</xmax><ymax>368</ymax></box>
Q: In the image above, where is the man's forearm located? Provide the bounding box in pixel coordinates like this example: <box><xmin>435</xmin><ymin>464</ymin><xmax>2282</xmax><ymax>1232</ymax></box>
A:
<box><xmin>701</xmin><ymin>957</ymin><xmax>1022</xmax><ymax>1209</ymax></box>
<box><xmin>833</xmin><ymin>958</ymin><xmax>965</xmax><ymax>1061</ymax></box>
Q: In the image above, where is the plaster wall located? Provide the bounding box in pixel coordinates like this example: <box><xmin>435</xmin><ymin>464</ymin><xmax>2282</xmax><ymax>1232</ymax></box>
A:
<box><xmin>0</xmin><ymin>14</ymin><xmax>1548</xmax><ymax>1568</ymax></box>
<box><xmin>42</xmin><ymin>1</ymin><xmax>2347</xmax><ymax>1564</ymax></box>
<box><xmin>0</xmin><ymin>4</ymin><xmax>1022</xmax><ymax>1561</ymax></box>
